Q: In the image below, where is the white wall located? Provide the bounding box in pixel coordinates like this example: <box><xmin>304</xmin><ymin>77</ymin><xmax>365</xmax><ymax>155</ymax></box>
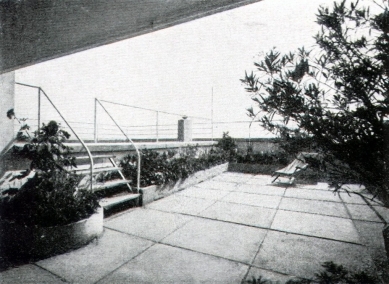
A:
<box><xmin>0</xmin><ymin>72</ymin><xmax>15</xmax><ymax>152</ymax></box>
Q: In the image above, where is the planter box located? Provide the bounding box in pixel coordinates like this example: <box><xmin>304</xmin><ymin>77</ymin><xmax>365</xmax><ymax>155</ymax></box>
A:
<box><xmin>140</xmin><ymin>162</ymin><xmax>228</xmax><ymax>205</ymax></box>
<box><xmin>0</xmin><ymin>207</ymin><xmax>103</xmax><ymax>260</ymax></box>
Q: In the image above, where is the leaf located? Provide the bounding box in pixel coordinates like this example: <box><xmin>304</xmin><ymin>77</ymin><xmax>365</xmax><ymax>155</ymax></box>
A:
<box><xmin>6</xmin><ymin>108</ymin><xmax>15</xmax><ymax>119</ymax></box>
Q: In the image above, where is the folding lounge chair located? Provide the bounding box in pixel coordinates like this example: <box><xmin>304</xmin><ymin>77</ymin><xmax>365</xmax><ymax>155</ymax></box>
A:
<box><xmin>272</xmin><ymin>152</ymin><xmax>318</xmax><ymax>184</ymax></box>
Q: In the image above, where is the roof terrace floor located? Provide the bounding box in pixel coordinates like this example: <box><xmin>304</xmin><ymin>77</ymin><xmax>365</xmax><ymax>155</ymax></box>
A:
<box><xmin>1</xmin><ymin>172</ymin><xmax>388</xmax><ymax>283</ymax></box>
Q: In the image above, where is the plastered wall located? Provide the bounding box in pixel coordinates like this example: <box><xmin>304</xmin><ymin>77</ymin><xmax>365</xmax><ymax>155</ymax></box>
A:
<box><xmin>0</xmin><ymin>72</ymin><xmax>15</xmax><ymax>153</ymax></box>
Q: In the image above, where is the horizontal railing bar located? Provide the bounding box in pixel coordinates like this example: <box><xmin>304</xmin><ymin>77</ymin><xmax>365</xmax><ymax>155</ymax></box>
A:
<box><xmin>99</xmin><ymin>99</ymin><xmax>211</xmax><ymax>121</ymax></box>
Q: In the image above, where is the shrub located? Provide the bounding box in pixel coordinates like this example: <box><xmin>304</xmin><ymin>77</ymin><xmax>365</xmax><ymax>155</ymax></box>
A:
<box><xmin>0</xmin><ymin>116</ymin><xmax>99</xmax><ymax>227</ymax></box>
<box><xmin>0</xmin><ymin>171</ymin><xmax>98</xmax><ymax>227</ymax></box>
<box><xmin>120</xmin><ymin>143</ymin><xmax>230</xmax><ymax>188</ymax></box>
<box><xmin>241</xmin><ymin>0</ymin><xmax>389</xmax><ymax>203</ymax></box>
<box><xmin>216</xmin><ymin>132</ymin><xmax>238</xmax><ymax>162</ymax></box>
<box><xmin>247</xmin><ymin>261</ymin><xmax>379</xmax><ymax>284</ymax></box>
<box><xmin>237</xmin><ymin>150</ymin><xmax>288</xmax><ymax>165</ymax></box>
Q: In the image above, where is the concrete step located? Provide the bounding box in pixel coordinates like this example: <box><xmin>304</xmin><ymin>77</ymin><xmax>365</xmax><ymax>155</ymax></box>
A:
<box><xmin>92</xmin><ymin>179</ymin><xmax>132</xmax><ymax>191</ymax></box>
<box><xmin>0</xmin><ymin>170</ymin><xmax>36</xmax><ymax>192</ymax></box>
<box><xmin>75</xmin><ymin>154</ymin><xmax>116</xmax><ymax>160</ymax></box>
<box><xmin>69</xmin><ymin>163</ymin><xmax>113</xmax><ymax>171</ymax></box>
<box><xmin>100</xmin><ymin>193</ymin><xmax>141</xmax><ymax>217</ymax></box>
<box><xmin>74</xmin><ymin>166</ymin><xmax>122</xmax><ymax>175</ymax></box>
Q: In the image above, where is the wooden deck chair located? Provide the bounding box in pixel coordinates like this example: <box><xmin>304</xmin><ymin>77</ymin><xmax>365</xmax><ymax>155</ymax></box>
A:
<box><xmin>272</xmin><ymin>152</ymin><xmax>318</xmax><ymax>185</ymax></box>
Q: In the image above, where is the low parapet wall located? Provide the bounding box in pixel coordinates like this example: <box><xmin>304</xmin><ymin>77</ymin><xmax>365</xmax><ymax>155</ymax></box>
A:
<box><xmin>67</xmin><ymin>140</ymin><xmax>217</xmax><ymax>160</ymax></box>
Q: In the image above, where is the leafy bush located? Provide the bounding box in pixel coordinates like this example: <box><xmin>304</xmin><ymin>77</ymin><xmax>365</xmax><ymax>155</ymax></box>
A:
<box><xmin>237</xmin><ymin>150</ymin><xmax>288</xmax><ymax>165</ymax></box>
<box><xmin>120</xmin><ymin>143</ymin><xmax>230</xmax><ymax>188</ymax></box>
<box><xmin>241</xmin><ymin>1</ymin><xmax>389</xmax><ymax>203</ymax></box>
<box><xmin>0</xmin><ymin>171</ymin><xmax>98</xmax><ymax>227</ymax></box>
<box><xmin>215</xmin><ymin>132</ymin><xmax>238</xmax><ymax>162</ymax></box>
<box><xmin>0</xmin><ymin>116</ymin><xmax>99</xmax><ymax>227</ymax></box>
<box><xmin>247</xmin><ymin>261</ymin><xmax>379</xmax><ymax>284</ymax></box>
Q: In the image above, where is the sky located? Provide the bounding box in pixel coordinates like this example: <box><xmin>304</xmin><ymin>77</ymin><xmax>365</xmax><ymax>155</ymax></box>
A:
<box><xmin>15</xmin><ymin>0</ymin><xmax>328</xmax><ymax>140</ymax></box>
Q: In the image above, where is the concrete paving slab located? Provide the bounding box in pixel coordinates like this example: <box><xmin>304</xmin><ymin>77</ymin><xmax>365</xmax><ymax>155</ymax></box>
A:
<box><xmin>345</xmin><ymin>204</ymin><xmax>382</xmax><ymax>222</ymax></box>
<box><xmin>341</xmin><ymin>184</ymin><xmax>366</xmax><ymax>193</ymax></box>
<box><xmin>298</xmin><ymin>182</ymin><xmax>331</xmax><ymax>191</ymax></box>
<box><xmin>222</xmin><ymin>192</ymin><xmax>282</xmax><ymax>209</ymax></box>
<box><xmin>373</xmin><ymin>205</ymin><xmax>389</xmax><ymax>223</ymax></box>
<box><xmin>36</xmin><ymin>229</ymin><xmax>154</xmax><ymax>284</ymax></box>
<box><xmin>279</xmin><ymin>197</ymin><xmax>349</xmax><ymax>218</ymax></box>
<box><xmin>0</xmin><ymin>264</ymin><xmax>64</xmax><ymax>283</ymax></box>
<box><xmin>354</xmin><ymin>220</ymin><xmax>389</xmax><ymax>283</ymax></box>
<box><xmin>362</xmin><ymin>194</ymin><xmax>385</xmax><ymax>206</ymax></box>
<box><xmin>339</xmin><ymin>192</ymin><xmax>367</xmax><ymax>204</ymax></box>
<box><xmin>162</xmin><ymin>218</ymin><xmax>267</xmax><ymax>263</ymax></box>
<box><xmin>199</xmin><ymin>201</ymin><xmax>277</xmax><ymax>228</ymax></box>
<box><xmin>271</xmin><ymin>210</ymin><xmax>360</xmax><ymax>243</ymax></box>
<box><xmin>196</xmin><ymin>180</ymin><xmax>238</xmax><ymax>191</ymax></box>
<box><xmin>98</xmin><ymin>244</ymin><xmax>249</xmax><ymax>284</ymax></box>
<box><xmin>211</xmin><ymin>173</ymin><xmax>253</xmax><ymax>183</ymax></box>
<box><xmin>234</xmin><ymin>184</ymin><xmax>286</xmax><ymax>196</ymax></box>
<box><xmin>146</xmin><ymin>195</ymin><xmax>215</xmax><ymax>216</ymax></box>
<box><xmin>253</xmin><ymin>230</ymin><xmax>375</xmax><ymax>280</ymax></box>
<box><xmin>252</xmin><ymin>174</ymin><xmax>272</xmax><ymax>179</ymax></box>
<box><xmin>245</xmin><ymin>178</ymin><xmax>272</xmax><ymax>185</ymax></box>
<box><xmin>104</xmin><ymin>208</ymin><xmax>193</xmax><ymax>242</ymax></box>
<box><xmin>285</xmin><ymin>188</ymin><xmax>342</xmax><ymax>202</ymax></box>
<box><xmin>177</xmin><ymin>186</ymin><xmax>230</xmax><ymax>200</ymax></box>
<box><xmin>243</xmin><ymin>267</ymin><xmax>295</xmax><ymax>283</ymax></box>
<box><xmin>354</xmin><ymin>220</ymin><xmax>386</xmax><ymax>256</ymax></box>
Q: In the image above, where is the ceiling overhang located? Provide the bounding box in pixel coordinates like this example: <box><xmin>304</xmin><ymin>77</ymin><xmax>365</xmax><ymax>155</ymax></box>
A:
<box><xmin>0</xmin><ymin>0</ymin><xmax>262</xmax><ymax>74</ymax></box>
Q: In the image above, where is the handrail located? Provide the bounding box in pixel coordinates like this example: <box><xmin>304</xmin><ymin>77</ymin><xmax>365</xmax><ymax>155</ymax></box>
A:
<box><xmin>95</xmin><ymin>98</ymin><xmax>141</xmax><ymax>193</ymax></box>
<box><xmin>15</xmin><ymin>82</ymin><xmax>94</xmax><ymax>191</ymax></box>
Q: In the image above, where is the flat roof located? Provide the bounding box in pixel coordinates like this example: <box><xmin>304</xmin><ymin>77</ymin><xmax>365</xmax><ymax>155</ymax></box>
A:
<box><xmin>0</xmin><ymin>0</ymin><xmax>262</xmax><ymax>74</ymax></box>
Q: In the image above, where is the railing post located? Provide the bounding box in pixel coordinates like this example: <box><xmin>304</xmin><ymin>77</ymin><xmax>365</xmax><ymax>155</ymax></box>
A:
<box><xmin>94</xmin><ymin>98</ymin><xmax>97</xmax><ymax>143</ymax></box>
<box><xmin>211</xmin><ymin>87</ymin><xmax>214</xmax><ymax>141</ymax></box>
<box><xmin>16</xmin><ymin>83</ymin><xmax>94</xmax><ymax>191</ymax></box>
<box><xmin>38</xmin><ymin>88</ymin><xmax>41</xmax><ymax>133</ymax></box>
<box><xmin>95</xmin><ymin>99</ymin><xmax>141</xmax><ymax>193</ymax></box>
<box><xmin>178</xmin><ymin>116</ymin><xmax>192</xmax><ymax>142</ymax></box>
<box><xmin>156</xmin><ymin>111</ymin><xmax>159</xmax><ymax>142</ymax></box>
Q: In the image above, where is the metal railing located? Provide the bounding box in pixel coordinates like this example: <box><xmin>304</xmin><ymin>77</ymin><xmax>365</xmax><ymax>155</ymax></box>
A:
<box><xmin>15</xmin><ymin>82</ymin><xmax>95</xmax><ymax>191</ymax></box>
<box><xmin>95</xmin><ymin>99</ymin><xmax>213</xmax><ymax>142</ymax></box>
<box><xmin>95</xmin><ymin>99</ymin><xmax>141</xmax><ymax>192</ymax></box>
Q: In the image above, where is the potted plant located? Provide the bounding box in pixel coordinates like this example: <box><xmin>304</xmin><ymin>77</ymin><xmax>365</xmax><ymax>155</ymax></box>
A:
<box><xmin>0</xmin><ymin>113</ymin><xmax>102</xmax><ymax>262</ymax></box>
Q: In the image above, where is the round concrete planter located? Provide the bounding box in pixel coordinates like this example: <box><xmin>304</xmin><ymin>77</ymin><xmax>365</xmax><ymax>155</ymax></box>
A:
<box><xmin>0</xmin><ymin>207</ymin><xmax>103</xmax><ymax>260</ymax></box>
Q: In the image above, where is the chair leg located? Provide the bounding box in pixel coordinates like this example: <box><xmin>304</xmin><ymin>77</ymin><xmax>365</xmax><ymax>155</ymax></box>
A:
<box><xmin>272</xmin><ymin>175</ymin><xmax>280</xmax><ymax>183</ymax></box>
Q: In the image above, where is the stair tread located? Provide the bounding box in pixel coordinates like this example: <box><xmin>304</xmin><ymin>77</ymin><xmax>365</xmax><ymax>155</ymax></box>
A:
<box><xmin>76</xmin><ymin>155</ymin><xmax>116</xmax><ymax>160</ymax></box>
<box><xmin>75</xmin><ymin>166</ymin><xmax>122</xmax><ymax>174</ymax></box>
<box><xmin>100</xmin><ymin>193</ymin><xmax>141</xmax><ymax>208</ymax></box>
<box><xmin>70</xmin><ymin>163</ymin><xmax>113</xmax><ymax>170</ymax></box>
<box><xmin>92</xmin><ymin>179</ymin><xmax>132</xmax><ymax>191</ymax></box>
<box><xmin>0</xmin><ymin>170</ymin><xmax>36</xmax><ymax>191</ymax></box>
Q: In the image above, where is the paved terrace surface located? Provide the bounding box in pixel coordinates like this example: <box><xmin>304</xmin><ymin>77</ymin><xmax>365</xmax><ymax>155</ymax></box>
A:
<box><xmin>1</xmin><ymin>172</ymin><xmax>389</xmax><ymax>283</ymax></box>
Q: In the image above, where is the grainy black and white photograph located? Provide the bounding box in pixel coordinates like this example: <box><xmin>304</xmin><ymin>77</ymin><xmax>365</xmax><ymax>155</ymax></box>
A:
<box><xmin>0</xmin><ymin>0</ymin><xmax>389</xmax><ymax>283</ymax></box>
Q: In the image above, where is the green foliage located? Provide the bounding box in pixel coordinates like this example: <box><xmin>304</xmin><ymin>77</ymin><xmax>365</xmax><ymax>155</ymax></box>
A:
<box><xmin>315</xmin><ymin>262</ymin><xmax>379</xmax><ymax>284</ymax></box>
<box><xmin>0</xmin><ymin>117</ymin><xmax>99</xmax><ymax>227</ymax></box>
<box><xmin>120</xmin><ymin>141</ymin><xmax>230</xmax><ymax>188</ymax></box>
<box><xmin>216</xmin><ymin>132</ymin><xmax>238</xmax><ymax>162</ymax></box>
<box><xmin>237</xmin><ymin>149</ymin><xmax>288</xmax><ymax>165</ymax></box>
<box><xmin>241</xmin><ymin>1</ymin><xmax>389</xmax><ymax>203</ymax></box>
<box><xmin>6</xmin><ymin>108</ymin><xmax>30</xmax><ymax>141</ymax></box>
<box><xmin>0</xmin><ymin>171</ymin><xmax>98</xmax><ymax>227</ymax></box>
<box><xmin>247</xmin><ymin>261</ymin><xmax>378</xmax><ymax>284</ymax></box>
<box><xmin>13</xmin><ymin>121</ymin><xmax>77</xmax><ymax>172</ymax></box>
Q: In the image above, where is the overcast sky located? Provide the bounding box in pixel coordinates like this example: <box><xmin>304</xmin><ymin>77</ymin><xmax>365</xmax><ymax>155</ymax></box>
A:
<box><xmin>15</xmin><ymin>0</ymin><xmax>328</xmax><ymax>139</ymax></box>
